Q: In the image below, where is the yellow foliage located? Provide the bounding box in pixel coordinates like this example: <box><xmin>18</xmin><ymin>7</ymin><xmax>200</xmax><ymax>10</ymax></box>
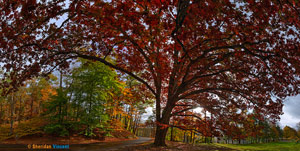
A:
<box><xmin>0</xmin><ymin>117</ymin><xmax>48</xmax><ymax>141</ymax></box>
<box><xmin>41</xmin><ymin>86</ymin><xmax>57</xmax><ymax>101</ymax></box>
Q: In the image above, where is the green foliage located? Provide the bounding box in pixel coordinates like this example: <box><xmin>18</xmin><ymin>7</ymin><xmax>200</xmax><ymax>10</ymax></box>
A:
<box><xmin>42</xmin><ymin>59</ymin><xmax>123</xmax><ymax>137</ymax></box>
<box><xmin>43</xmin><ymin>88</ymin><xmax>68</xmax><ymax>121</ymax></box>
<box><xmin>68</xmin><ymin>59</ymin><xmax>122</xmax><ymax>136</ymax></box>
<box><xmin>0</xmin><ymin>59</ymin><xmax>151</xmax><ymax>141</ymax></box>
<box><xmin>44</xmin><ymin>123</ymin><xmax>69</xmax><ymax>137</ymax></box>
<box><xmin>105</xmin><ymin>132</ymin><xmax>113</xmax><ymax>137</ymax></box>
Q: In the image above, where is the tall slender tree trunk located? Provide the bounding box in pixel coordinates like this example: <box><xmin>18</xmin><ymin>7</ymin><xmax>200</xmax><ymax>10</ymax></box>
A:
<box><xmin>124</xmin><ymin>111</ymin><xmax>128</xmax><ymax>129</ymax></box>
<box><xmin>18</xmin><ymin>97</ymin><xmax>22</xmax><ymax>123</ymax></box>
<box><xmin>210</xmin><ymin>114</ymin><xmax>213</xmax><ymax>143</ymax></box>
<box><xmin>76</xmin><ymin>104</ymin><xmax>80</xmax><ymax>122</ymax></box>
<box><xmin>30</xmin><ymin>97</ymin><xmax>33</xmax><ymax>119</ymax></box>
<box><xmin>170</xmin><ymin>126</ymin><xmax>174</xmax><ymax>141</ymax></box>
<box><xmin>192</xmin><ymin>131</ymin><xmax>195</xmax><ymax>144</ymax></box>
<box><xmin>0</xmin><ymin>102</ymin><xmax>3</xmax><ymax>124</ymax></box>
<box><xmin>88</xmin><ymin>87</ymin><xmax>93</xmax><ymax>136</ymax></box>
<box><xmin>10</xmin><ymin>94</ymin><xmax>15</xmax><ymax>135</ymax></box>
<box><xmin>190</xmin><ymin>130</ymin><xmax>193</xmax><ymax>143</ymax></box>
<box><xmin>204</xmin><ymin>110</ymin><xmax>207</xmax><ymax>143</ymax></box>
<box><xmin>58</xmin><ymin>71</ymin><xmax>63</xmax><ymax>123</ymax></box>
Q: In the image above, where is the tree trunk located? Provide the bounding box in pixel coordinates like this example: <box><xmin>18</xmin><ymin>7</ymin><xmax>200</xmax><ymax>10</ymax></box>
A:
<box><xmin>153</xmin><ymin>97</ymin><xmax>174</xmax><ymax>146</ymax></box>
<box><xmin>204</xmin><ymin>110</ymin><xmax>207</xmax><ymax>143</ymax></box>
<box><xmin>10</xmin><ymin>94</ymin><xmax>15</xmax><ymax>135</ymax></box>
<box><xmin>0</xmin><ymin>102</ymin><xmax>3</xmax><ymax>124</ymax></box>
<box><xmin>154</xmin><ymin>126</ymin><xmax>169</xmax><ymax>146</ymax></box>
<box><xmin>76</xmin><ymin>104</ymin><xmax>80</xmax><ymax>121</ymax></box>
<box><xmin>18</xmin><ymin>97</ymin><xmax>22</xmax><ymax>123</ymax></box>
<box><xmin>59</xmin><ymin>71</ymin><xmax>63</xmax><ymax>123</ymax></box>
<box><xmin>190</xmin><ymin>130</ymin><xmax>193</xmax><ymax>143</ymax></box>
<box><xmin>30</xmin><ymin>97</ymin><xmax>33</xmax><ymax>119</ymax></box>
<box><xmin>170</xmin><ymin>125</ymin><xmax>174</xmax><ymax>141</ymax></box>
<box><xmin>192</xmin><ymin>131</ymin><xmax>195</xmax><ymax>144</ymax></box>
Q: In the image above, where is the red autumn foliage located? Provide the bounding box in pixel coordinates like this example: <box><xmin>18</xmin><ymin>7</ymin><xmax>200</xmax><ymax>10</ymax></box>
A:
<box><xmin>1</xmin><ymin>0</ymin><xmax>300</xmax><ymax>146</ymax></box>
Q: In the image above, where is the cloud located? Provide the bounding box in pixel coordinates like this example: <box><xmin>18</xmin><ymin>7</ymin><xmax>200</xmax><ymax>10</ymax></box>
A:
<box><xmin>141</xmin><ymin>107</ymin><xmax>153</xmax><ymax>121</ymax></box>
<box><xmin>279</xmin><ymin>95</ymin><xmax>300</xmax><ymax>128</ymax></box>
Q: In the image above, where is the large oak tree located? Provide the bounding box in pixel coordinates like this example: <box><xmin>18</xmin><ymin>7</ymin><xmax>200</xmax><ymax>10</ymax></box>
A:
<box><xmin>1</xmin><ymin>0</ymin><xmax>300</xmax><ymax>146</ymax></box>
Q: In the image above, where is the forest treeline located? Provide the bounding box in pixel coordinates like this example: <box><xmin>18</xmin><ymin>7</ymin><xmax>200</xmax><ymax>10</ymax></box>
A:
<box><xmin>143</xmin><ymin>109</ymin><xmax>300</xmax><ymax>144</ymax></box>
<box><xmin>0</xmin><ymin>59</ymin><xmax>153</xmax><ymax>140</ymax></box>
<box><xmin>0</xmin><ymin>59</ymin><xmax>300</xmax><ymax>144</ymax></box>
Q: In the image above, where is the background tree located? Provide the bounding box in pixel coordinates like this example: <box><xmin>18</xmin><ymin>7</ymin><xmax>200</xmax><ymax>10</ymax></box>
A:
<box><xmin>283</xmin><ymin>126</ymin><xmax>299</xmax><ymax>140</ymax></box>
<box><xmin>270</xmin><ymin>123</ymin><xmax>283</xmax><ymax>142</ymax></box>
<box><xmin>44</xmin><ymin>59</ymin><xmax>123</xmax><ymax>137</ymax></box>
<box><xmin>297</xmin><ymin>122</ymin><xmax>300</xmax><ymax>138</ymax></box>
<box><xmin>0</xmin><ymin>75</ymin><xmax>56</xmax><ymax>138</ymax></box>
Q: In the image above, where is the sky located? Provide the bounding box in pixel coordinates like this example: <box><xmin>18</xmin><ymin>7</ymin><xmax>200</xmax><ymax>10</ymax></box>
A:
<box><xmin>280</xmin><ymin>95</ymin><xmax>300</xmax><ymax>128</ymax></box>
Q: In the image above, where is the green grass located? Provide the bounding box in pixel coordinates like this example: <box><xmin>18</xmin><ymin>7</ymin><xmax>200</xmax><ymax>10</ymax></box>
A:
<box><xmin>215</xmin><ymin>142</ymin><xmax>300</xmax><ymax>151</ymax></box>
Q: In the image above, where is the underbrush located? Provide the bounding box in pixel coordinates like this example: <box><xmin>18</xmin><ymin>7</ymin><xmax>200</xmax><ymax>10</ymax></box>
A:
<box><xmin>0</xmin><ymin>118</ymin><xmax>136</xmax><ymax>142</ymax></box>
<box><xmin>0</xmin><ymin>117</ymin><xmax>46</xmax><ymax>141</ymax></box>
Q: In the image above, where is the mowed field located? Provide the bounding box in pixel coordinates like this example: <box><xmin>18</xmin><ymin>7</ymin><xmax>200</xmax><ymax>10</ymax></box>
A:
<box><xmin>215</xmin><ymin>142</ymin><xmax>300</xmax><ymax>151</ymax></box>
<box><xmin>98</xmin><ymin>141</ymin><xmax>300</xmax><ymax>151</ymax></box>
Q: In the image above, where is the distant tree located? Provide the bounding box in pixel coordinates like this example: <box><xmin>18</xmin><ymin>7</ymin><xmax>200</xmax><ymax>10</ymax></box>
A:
<box><xmin>297</xmin><ymin>122</ymin><xmax>300</xmax><ymax>138</ymax></box>
<box><xmin>270</xmin><ymin>124</ymin><xmax>283</xmax><ymax>141</ymax></box>
<box><xmin>0</xmin><ymin>76</ymin><xmax>56</xmax><ymax>136</ymax></box>
<box><xmin>283</xmin><ymin>126</ymin><xmax>299</xmax><ymax>140</ymax></box>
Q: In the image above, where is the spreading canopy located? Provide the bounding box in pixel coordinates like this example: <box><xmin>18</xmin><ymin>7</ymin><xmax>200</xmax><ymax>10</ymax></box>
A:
<box><xmin>1</xmin><ymin>0</ymin><xmax>300</xmax><ymax>145</ymax></box>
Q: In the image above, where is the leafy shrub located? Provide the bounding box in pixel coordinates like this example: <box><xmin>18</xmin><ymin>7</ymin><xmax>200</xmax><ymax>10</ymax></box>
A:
<box><xmin>44</xmin><ymin>123</ymin><xmax>69</xmax><ymax>137</ymax></box>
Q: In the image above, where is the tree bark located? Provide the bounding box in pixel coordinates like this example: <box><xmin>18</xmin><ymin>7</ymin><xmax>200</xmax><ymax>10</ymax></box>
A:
<box><xmin>153</xmin><ymin>103</ymin><xmax>173</xmax><ymax>146</ymax></box>
<box><xmin>18</xmin><ymin>96</ymin><xmax>22</xmax><ymax>123</ymax></box>
<box><xmin>170</xmin><ymin>125</ymin><xmax>174</xmax><ymax>141</ymax></box>
<box><xmin>10</xmin><ymin>94</ymin><xmax>15</xmax><ymax>135</ymax></box>
<box><xmin>154</xmin><ymin>126</ymin><xmax>169</xmax><ymax>146</ymax></box>
<box><xmin>0</xmin><ymin>102</ymin><xmax>3</xmax><ymax>124</ymax></box>
<box><xmin>190</xmin><ymin>130</ymin><xmax>193</xmax><ymax>143</ymax></box>
<box><xmin>30</xmin><ymin>97</ymin><xmax>33</xmax><ymax>119</ymax></box>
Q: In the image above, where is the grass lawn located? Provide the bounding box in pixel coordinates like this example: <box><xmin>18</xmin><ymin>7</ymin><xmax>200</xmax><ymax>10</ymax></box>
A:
<box><xmin>215</xmin><ymin>142</ymin><xmax>300</xmax><ymax>151</ymax></box>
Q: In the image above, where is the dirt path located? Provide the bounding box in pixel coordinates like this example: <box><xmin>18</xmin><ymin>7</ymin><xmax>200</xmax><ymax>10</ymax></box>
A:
<box><xmin>0</xmin><ymin>137</ymin><xmax>153</xmax><ymax>151</ymax></box>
